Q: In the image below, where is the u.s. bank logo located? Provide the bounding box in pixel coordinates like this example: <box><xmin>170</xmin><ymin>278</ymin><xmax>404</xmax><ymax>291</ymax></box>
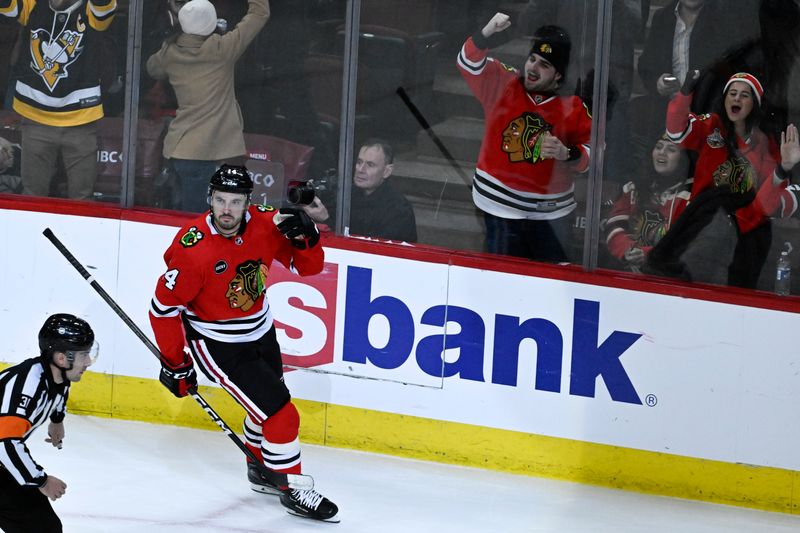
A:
<box><xmin>267</xmin><ymin>263</ymin><xmax>339</xmax><ymax>372</ymax></box>
<box><xmin>29</xmin><ymin>27</ymin><xmax>85</xmax><ymax>91</ymax></box>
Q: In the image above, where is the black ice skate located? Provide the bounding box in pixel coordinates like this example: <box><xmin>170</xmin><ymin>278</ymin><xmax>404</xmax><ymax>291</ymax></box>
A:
<box><xmin>247</xmin><ymin>463</ymin><xmax>281</xmax><ymax>495</ymax></box>
<box><xmin>280</xmin><ymin>488</ymin><xmax>339</xmax><ymax>523</ymax></box>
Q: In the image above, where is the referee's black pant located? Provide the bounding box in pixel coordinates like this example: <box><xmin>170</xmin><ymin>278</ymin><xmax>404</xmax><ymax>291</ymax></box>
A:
<box><xmin>0</xmin><ymin>467</ymin><xmax>61</xmax><ymax>532</ymax></box>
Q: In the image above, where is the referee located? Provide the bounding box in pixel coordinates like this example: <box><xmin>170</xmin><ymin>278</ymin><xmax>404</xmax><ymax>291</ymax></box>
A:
<box><xmin>0</xmin><ymin>314</ymin><xmax>98</xmax><ymax>533</ymax></box>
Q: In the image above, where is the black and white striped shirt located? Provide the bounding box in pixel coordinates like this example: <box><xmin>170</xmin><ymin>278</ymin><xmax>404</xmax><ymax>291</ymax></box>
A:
<box><xmin>0</xmin><ymin>356</ymin><xmax>69</xmax><ymax>486</ymax></box>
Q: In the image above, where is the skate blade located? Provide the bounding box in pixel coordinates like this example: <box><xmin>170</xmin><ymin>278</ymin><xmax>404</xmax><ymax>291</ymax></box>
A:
<box><xmin>250</xmin><ymin>482</ymin><xmax>281</xmax><ymax>496</ymax></box>
<box><xmin>286</xmin><ymin>508</ymin><xmax>340</xmax><ymax>523</ymax></box>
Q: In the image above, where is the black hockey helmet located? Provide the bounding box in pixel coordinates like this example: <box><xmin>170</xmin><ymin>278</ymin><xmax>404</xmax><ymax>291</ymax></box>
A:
<box><xmin>207</xmin><ymin>164</ymin><xmax>254</xmax><ymax>198</ymax></box>
<box><xmin>38</xmin><ymin>314</ymin><xmax>96</xmax><ymax>364</ymax></box>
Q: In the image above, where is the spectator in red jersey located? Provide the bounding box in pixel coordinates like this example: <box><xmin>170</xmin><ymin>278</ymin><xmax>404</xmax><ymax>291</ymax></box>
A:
<box><xmin>628</xmin><ymin>0</ymin><xmax>760</xmax><ymax>185</ymax></box>
<box><xmin>457</xmin><ymin>13</ymin><xmax>592</xmax><ymax>263</ymax></box>
<box><xmin>604</xmin><ymin>135</ymin><xmax>692</xmax><ymax>273</ymax></box>
<box><xmin>647</xmin><ymin>72</ymin><xmax>800</xmax><ymax>288</ymax></box>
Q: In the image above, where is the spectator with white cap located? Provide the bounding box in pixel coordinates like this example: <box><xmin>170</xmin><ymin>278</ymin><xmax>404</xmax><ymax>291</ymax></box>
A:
<box><xmin>146</xmin><ymin>0</ymin><xmax>270</xmax><ymax>213</ymax></box>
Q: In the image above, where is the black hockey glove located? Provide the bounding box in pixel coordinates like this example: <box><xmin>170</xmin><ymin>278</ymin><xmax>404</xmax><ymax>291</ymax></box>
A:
<box><xmin>159</xmin><ymin>354</ymin><xmax>197</xmax><ymax>398</ymax></box>
<box><xmin>275</xmin><ymin>207</ymin><xmax>320</xmax><ymax>250</ymax></box>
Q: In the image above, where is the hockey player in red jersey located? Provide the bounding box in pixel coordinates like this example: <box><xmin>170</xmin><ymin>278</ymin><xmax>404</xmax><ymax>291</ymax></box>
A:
<box><xmin>149</xmin><ymin>164</ymin><xmax>338</xmax><ymax>522</ymax></box>
<box><xmin>457</xmin><ymin>13</ymin><xmax>592</xmax><ymax>262</ymax></box>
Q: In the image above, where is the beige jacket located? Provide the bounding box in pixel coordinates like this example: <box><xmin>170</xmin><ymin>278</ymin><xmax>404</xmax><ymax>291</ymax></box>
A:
<box><xmin>147</xmin><ymin>0</ymin><xmax>269</xmax><ymax>160</ymax></box>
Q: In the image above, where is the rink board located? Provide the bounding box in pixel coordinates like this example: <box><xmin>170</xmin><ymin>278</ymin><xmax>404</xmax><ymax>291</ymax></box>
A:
<box><xmin>1</xmin><ymin>202</ymin><xmax>799</xmax><ymax>514</ymax></box>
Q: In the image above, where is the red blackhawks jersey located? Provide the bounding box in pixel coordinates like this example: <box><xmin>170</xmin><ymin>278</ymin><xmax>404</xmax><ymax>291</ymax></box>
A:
<box><xmin>149</xmin><ymin>205</ymin><xmax>324</xmax><ymax>366</ymax></box>
<box><xmin>604</xmin><ymin>179</ymin><xmax>692</xmax><ymax>260</ymax></box>
<box><xmin>457</xmin><ymin>36</ymin><xmax>592</xmax><ymax>220</ymax></box>
<box><xmin>666</xmin><ymin>92</ymin><xmax>793</xmax><ymax>233</ymax></box>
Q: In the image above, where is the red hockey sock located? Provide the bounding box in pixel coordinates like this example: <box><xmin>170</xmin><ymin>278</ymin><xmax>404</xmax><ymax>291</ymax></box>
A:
<box><xmin>262</xmin><ymin>401</ymin><xmax>302</xmax><ymax>474</ymax></box>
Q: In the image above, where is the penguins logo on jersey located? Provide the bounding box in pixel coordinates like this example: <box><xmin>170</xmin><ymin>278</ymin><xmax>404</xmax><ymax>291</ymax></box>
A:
<box><xmin>225</xmin><ymin>259</ymin><xmax>268</xmax><ymax>312</ymax></box>
<box><xmin>501</xmin><ymin>112</ymin><xmax>550</xmax><ymax>164</ymax></box>
<box><xmin>29</xmin><ymin>25</ymin><xmax>86</xmax><ymax>92</ymax></box>
<box><xmin>179</xmin><ymin>226</ymin><xmax>204</xmax><ymax>248</ymax></box>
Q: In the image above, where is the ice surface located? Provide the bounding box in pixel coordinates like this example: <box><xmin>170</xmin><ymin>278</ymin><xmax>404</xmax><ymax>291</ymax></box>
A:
<box><xmin>26</xmin><ymin>415</ymin><xmax>800</xmax><ymax>533</ymax></box>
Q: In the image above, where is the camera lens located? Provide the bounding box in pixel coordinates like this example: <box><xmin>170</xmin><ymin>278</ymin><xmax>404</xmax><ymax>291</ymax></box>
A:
<box><xmin>288</xmin><ymin>185</ymin><xmax>315</xmax><ymax>205</ymax></box>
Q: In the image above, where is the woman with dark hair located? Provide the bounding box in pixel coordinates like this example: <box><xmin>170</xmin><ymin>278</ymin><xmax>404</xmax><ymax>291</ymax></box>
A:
<box><xmin>604</xmin><ymin>135</ymin><xmax>692</xmax><ymax>272</ymax></box>
<box><xmin>704</xmin><ymin>0</ymin><xmax>800</xmax><ymax>143</ymax></box>
<box><xmin>655</xmin><ymin>71</ymin><xmax>800</xmax><ymax>288</ymax></box>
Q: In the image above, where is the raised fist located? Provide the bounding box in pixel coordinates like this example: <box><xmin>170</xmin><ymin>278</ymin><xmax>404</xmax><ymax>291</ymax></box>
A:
<box><xmin>481</xmin><ymin>12</ymin><xmax>511</xmax><ymax>38</ymax></box>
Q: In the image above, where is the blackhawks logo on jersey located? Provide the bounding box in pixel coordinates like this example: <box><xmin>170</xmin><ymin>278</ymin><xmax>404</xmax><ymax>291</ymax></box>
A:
<box><xmin>631</xmin><ymin>209</ymin><xmax>667</xmax><ymax>248</ymax></box>
<box><xmin>225</xmin><ymin>259</ymin><xmax>269</xmax><ymax>312</ymax></box>
<box><xmin>179</xmin><ymin>226</ymin><xmax>204</xmax><ymax>248</ymax></box>
<box><xmin>502</xmin><ymin>112</ymin><xmax>551</xmax><ymax>163</ymax></box>
<box><xmin>257</xmin><ymin>204</ymin><xmax>276</xmax><ymax>212</ymax></box>
<box><xmin>712</xmin><ymin>156</ymin><xmax>755</xmax><ymax>194</ymax></box>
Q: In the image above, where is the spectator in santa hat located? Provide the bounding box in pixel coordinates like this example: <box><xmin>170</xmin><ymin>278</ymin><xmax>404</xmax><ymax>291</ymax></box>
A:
<box><xmin>649</xmin><ymin>71</ymin><xmax>800</xmax><ymax>289</ymax></box>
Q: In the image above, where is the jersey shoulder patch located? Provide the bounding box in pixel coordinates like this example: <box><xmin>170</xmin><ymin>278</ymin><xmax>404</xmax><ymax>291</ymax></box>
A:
<box><xmin>498</xmin><ymin>61</ymin><xmax>517</xmax><ymax>74</ymax></box>
<box><xmin>256</xmin><ymin>204</ymin><xmax>276</xmax><ymax>213</ymax></box>
<box><xmin>179</xmin><ymin>226</ymin><xmax>205</xmax><ymax>248</ymax></box>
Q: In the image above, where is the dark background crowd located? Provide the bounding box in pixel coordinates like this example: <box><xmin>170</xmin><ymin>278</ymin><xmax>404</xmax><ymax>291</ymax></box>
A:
<box><xmin>1</xmin><ymin>0</ymin><xmax>800</xmax><ymax>294</ymax></box>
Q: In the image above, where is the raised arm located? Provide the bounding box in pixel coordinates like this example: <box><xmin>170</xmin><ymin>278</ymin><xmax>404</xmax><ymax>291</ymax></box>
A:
<box><xmin>456</xmin><ymin>13</ymin><xmax>518</xmax><ymax>111</ymax></box>
<box><xmin>219</xmin><ymin>0</ymin><xmax>270</xmax><ymax>62</ymax></box>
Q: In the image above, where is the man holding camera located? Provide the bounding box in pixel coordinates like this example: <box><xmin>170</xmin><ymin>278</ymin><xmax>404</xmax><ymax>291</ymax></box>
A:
<box><xmin>303</xmin><ymin>138</ymin><xmax>417</xmax><ymax>243</ymax></box>
<box><xmin>149</xmin><ymin>164</ymin><xmax>339</xmax><ymax>522</ymax></box>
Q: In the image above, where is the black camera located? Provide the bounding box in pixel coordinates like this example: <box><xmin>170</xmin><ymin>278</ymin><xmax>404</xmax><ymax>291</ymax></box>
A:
<box><xmin>287</xmin><ymin>170</ymin><xmax>333</xmax><ymax>205</ymax></box>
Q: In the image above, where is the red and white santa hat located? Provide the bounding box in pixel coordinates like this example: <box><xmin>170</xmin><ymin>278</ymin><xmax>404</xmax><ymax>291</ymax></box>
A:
<box><xmin>723</xmin><ymin>72</ymin><xmax>764</xmax><ymax>105</ymax></box>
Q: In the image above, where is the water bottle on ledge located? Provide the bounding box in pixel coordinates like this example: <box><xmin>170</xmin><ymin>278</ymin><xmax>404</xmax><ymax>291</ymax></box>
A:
<box><xmin>775</xmin><ymin>242</ymin><xmax>793</xmax><ymax>296</ymax></box>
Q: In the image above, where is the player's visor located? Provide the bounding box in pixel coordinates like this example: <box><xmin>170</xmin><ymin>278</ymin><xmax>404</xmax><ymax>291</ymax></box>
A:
<box><xmin>68</xmin><ymin>341</ymin><xmax>99</xmax><ymax>365</ymax></box>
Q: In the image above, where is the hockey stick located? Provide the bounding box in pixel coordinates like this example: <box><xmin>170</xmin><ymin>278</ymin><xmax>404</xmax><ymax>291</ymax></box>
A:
<box><xmin>396</xmin><ymin>86</ymin><xmax>473</xmax><ymax>187</ymax></box>
<box><xmin>42</xmin><ymin>228</ymin><xmax>313</xmax><ymax>491</ymax></box>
